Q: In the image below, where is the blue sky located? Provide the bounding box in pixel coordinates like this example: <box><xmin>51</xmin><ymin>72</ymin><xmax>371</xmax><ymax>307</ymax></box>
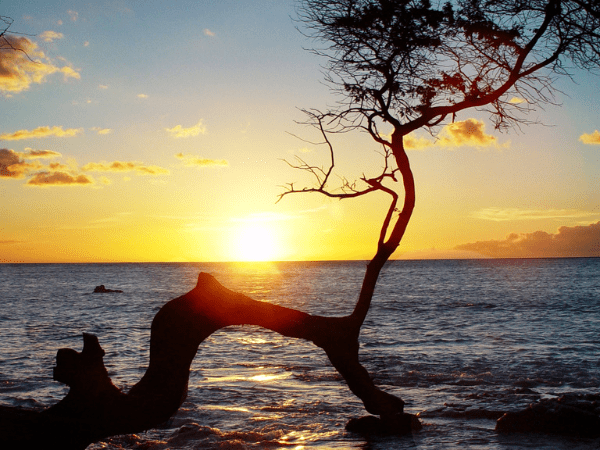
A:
<box><xmin>2</xmin><ymin>0</ymin><xmax>600</xmax><ymax>262</ymax></box>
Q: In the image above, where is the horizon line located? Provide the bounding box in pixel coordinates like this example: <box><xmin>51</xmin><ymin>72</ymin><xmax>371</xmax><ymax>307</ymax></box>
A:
<box><xmin>2</xmin><ymin>255</ymin><xmax>598</xmax><ymax>264</ymax></box>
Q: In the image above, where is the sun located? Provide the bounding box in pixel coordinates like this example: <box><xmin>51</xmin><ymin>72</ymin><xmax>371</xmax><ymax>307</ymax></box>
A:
<box><xmin>234</xmin><ymin>225</ymin><xmax>278</xmax><ymax>262</ymax></box>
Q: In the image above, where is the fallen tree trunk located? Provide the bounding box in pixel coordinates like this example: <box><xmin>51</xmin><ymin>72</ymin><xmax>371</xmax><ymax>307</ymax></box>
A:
<box><xmin>1</xmin><ymin>272</ymin><xmax>418</xmax><ymax>449</ymax></box>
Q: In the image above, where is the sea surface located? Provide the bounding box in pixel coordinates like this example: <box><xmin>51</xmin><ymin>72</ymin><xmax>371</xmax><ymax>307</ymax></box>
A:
<box><xmin>0</xmin><ymin>259</ymin><xmax>599</xmax><ymax>449</ymax></box>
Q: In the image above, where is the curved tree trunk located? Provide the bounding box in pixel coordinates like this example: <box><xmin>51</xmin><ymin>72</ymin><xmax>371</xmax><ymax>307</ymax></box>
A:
<box><xmin>1</xmin><ymin>272</ymin><xmax>419</xmax><ymax>449</ymax></box>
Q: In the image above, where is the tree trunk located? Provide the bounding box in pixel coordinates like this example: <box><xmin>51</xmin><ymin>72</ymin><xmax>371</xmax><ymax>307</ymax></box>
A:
<box><xmin>1</xmin><ymin>272</ymin><xmax>419</xmax><ymax>449</ymax></box>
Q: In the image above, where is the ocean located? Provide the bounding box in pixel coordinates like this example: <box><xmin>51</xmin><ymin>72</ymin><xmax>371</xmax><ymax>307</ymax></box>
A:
<box><xmin>0</xmin><ymin>258</ymin><xmax>599</xmax><ymax>449</ymax></box>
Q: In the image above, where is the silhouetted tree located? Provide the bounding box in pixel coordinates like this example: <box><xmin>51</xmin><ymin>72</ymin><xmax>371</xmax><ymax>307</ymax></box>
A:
<box><xmin>3</xmin><ymin>1</ymin><xmax>600</xmax><ymax>448</ymax></box>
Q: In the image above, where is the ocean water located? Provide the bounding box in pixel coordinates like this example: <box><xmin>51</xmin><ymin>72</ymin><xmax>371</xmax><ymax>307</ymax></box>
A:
<box><xmin>0</xmin><ymin>258</ymin><xmax>599</xmax><ymax>449</ymax></box>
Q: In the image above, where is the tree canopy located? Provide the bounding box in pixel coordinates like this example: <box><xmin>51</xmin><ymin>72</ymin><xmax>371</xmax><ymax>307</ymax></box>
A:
<box><xmin>296</xmin><ymin>0</ymin><xmax>600</xmax><ymax>137</ymax></box>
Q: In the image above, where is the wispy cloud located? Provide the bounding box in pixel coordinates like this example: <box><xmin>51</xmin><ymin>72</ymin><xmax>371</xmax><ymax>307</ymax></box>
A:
<box><xmin>39</xmin><ymin>30</ymin><xmax>64</xmax><ymax>42</ymax></box>
<box><xmin>90</xmin><ymin>127</ymin><xmax>112</xmax><ymax>135</ymax></box>
<box><xmin>79</xmin><ymin>212</ymin><xmax>133</xmax><ymax>229</ymax></box>
<box><xmin>82</xmin><ymin>161</ymin><xmax>169</xmax><ymax>175</ymax></box>
<box><xmin>404</xmin><ymin>135</ymin><xmax>436</xmax><ymax>150</ymax></box>
<box><xmin>0</xmin><ymin>126</ymin><xmax>83</xmax><ymax>141</ymax></box>
<box><xmin>455</xmin><ymin>221</ymin><xmax>600</xmax><ymax>258</ymax></box>
<box><xmin>230</xmin><ymin>206</ymin><xmax>328</xmax><ymax>224</ymax></box>
<box><xmin>0</xmin><ymin>36</ymin><xmax>81</xmax><ymax>94</ymax></box>
<box><xmin>175</xmin><ymin>152</ymin><xmax>227</xmax><ymax>167</ymax></box>
<box><xmin>19</xmin><ymin>148</ymin><xmax>62</xmax><ymax>159</ymax></box>
<box><xmin>67</xmin><ymin>10</ymin><xmax>78</xmax><ymax>21</ymax></box>
<box><xmin>27</xmin><ymin>171</ymin><xmax>93</xmax><ymax>186</ymax></box>
<box><xmin>472</xmin><ymin>207</ymin><xmax>598</xmax><ymax>221</ymax></box>
<box><xmin>166</xmin><ymin>120</ymin><xmax>207</xmax><ymax>138</ymax></box>
<box><xmin>60</xmin><ymin>66</ymin><xmax>81</xmax><ymax>81</ymax></box>
<box><xmin>137</xmin><ymin>93</ymin><xmax>148</xmax><ymax>99</ymax></box>
<box><xmin>579</xmin><ymin>130</ymin><xmax>600</xmax><ymax>145</ymax></box>
<box><xmin>230</xmin><ymin>212</ymin><xmax>298</xmax><ymax>223</ymax></box>
<box><xmin>204</xmin><ymin>29</ymin><xmax>215</xmax><ymax>37</ymax></box>
<box><xmin>405</xmin><ymin>119</ymin><xmax>502</xmax><ymax>150</ymax></box>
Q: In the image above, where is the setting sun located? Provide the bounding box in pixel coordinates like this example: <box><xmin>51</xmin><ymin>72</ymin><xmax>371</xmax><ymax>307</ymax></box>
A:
<box><xmin>234</xmin><ymin>225</ymin><xmax>278</xmax><ymax>261</ymax></box>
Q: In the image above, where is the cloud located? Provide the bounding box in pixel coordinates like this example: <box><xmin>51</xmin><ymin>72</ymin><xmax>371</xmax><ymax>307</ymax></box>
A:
<box><xmin>19</xmin><ymin>148</ymin><xmax>62</xmax><ymax>159</ymax></box>
<box><xmin>580</xmin><ymin>130</ymin><xmax>600</xmax><ymax>145</ymax></box>
<box><xmin>1</xmin><ymin>148</ymin><xmax>101</xmax><ymax>187</ymax></box>
<box><xmin>166</xmin><ymin>121</ymin><xmax>207</xmax><ymax>138</ymax></box>
<box><xmin>48</xmin><ymin>162</ymin><xmax>71</xmax><ymax>171</ymax></box>
<box><xmin>137</xmin><ymin>93</ymin><xmax>148</xmax><ymax>99</ymax></box>
<box><xmin>175</xmin><ymin>152</ymin><xmax>228</xmax><ymax>167</ymax></box>
<box><xmin>39</xmin><ymin>31</ymin><xmax>64</xmax><ymax>42</ymax></box>
<box><xmin>439</xmin><ymin>119</ymin><xmax>498</xmax><ymax>147</ymax></box>
<box><xmin>472</xmin><ymin>207</ymin><xmax>598</xmax><ymax>222</ymax></box>
<box><xmin>0</xmin><ymin>126</ymin><xmax>83</xmax><ymax>141</ymax></box>
<box><xmin>404</xmin><ymin>134</ymin><xmax>435</xmax><ymax>151</ymax></box>
<box><xmin>60</xmin><ymin>66</ymin><xmax>81</xmax><ymax>81</ymax></box>
<box><xmin>0</xmin><ymin>35</ymin><xmax>81</xmax><ymax>93</ymax></box>
<box><xmin>509</xmin><ymin>97</ymin><xmax>525</xmax><ymax>104</ymax></box>
<box><xmin>204</xmin><ymin>29</ymin><xmax>215</xmax><ymax>37</ymax></box>
<box><xmin>82</xmin><ymin>161</ymin><xmax>169</xmax><ymax>175</ymax></box>
<box><xmin>67</xmin><ymin>10</ymin><xmax>79</xmax><ymax>21</ymax></box>
<box><xmin>0</xmin><ymin>148</ymin><xmax>59</xmax><ymax>178</ymax></box>
<box><xmin>455</xmin><ymin>221</ymin><xmax>600</xmax><ymax>258</ymax></box>
<box><xmin>1</xmin><ymin>148</ymin><xmax>37</xmax><ymax>178</ymax></box>
<box><xmin>91</xmin><ymin>127</ymin><xmax>112</xmax><ymax>135</ymax></box>
<box><xmin>405</xmin><ymin>119</ymin><xmax>500</xmax><ymax>150</ymax></box>
<box><xmin>27</xmin><ymin>171</ymin><xmax>93</xmax><ymax>186</ymax></box>
<box><xmin>98</xmin><ymin>84</ymin><xmax>108</xmax><ymax>89</ymax></box>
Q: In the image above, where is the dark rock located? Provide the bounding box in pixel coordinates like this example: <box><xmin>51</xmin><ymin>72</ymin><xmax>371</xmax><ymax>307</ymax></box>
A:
<box><xmin>93</xmin><ymin>285</ymin><xmax>123</xmax><ymax>293</ymax></box>
<box><xmin>346</xmin><ymin>413</ymin><xmax>422</xmax><ymax>435</ymax></box>
<box><xmin>495</xmin><ymin>395</ymin><xmax>600</xmax><ymax>437</ymax></box>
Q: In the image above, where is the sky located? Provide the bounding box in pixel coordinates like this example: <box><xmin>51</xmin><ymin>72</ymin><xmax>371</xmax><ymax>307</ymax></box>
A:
<box><xmin>1</xmin><ymin>0</ymin><xmax>599</xmax><ymax>263</ymax></box>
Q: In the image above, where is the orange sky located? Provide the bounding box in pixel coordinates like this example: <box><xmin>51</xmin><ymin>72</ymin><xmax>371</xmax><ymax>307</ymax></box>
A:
<box><xmin>1</xmin><ymin>1</ymin><xmax>599</xmax><ymax>263</ymax></box>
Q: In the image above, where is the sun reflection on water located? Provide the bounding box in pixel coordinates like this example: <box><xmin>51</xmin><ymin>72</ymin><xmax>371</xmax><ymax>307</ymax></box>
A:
<box><xmin>201</xmin><ymin>372</ymin><xmax>292</xmax><ymax>383</ymax></box>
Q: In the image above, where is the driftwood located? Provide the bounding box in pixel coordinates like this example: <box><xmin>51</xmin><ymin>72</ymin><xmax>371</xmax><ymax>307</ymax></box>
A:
<box><xmin>0</xmin><ymin>272</ymin><xmax>418</xmax><ymax>449</ymax></box>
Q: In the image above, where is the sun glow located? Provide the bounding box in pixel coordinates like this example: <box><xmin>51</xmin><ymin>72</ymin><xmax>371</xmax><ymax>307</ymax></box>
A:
<box><xmin>234</xmin><ymin>225</ymin><xmax>279</xmax><ymax>261</ymax></box>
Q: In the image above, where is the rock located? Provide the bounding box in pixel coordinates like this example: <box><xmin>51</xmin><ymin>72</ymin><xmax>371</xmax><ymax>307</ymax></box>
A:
<box><xmin>495</xmin><ymin>395</ymin><xmax>600</xmax><ymax>437</ymax></box>
<box><xmin>346</xmin><ymin>413</ymin><xmax>422</xmax><ymax>435</ymax></box>
<box><xmin>93</xmin><ymin>285</ymin><xmax>123</xmax><ymax>293</ymax></box>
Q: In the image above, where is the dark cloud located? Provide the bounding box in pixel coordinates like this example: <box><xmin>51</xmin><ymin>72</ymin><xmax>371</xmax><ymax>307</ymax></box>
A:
<box><xmin>27</xmin><ymin>171</ymin><xmax>93</xmax><ymax>186</ymax></box>
<box><xmin>455</xmin><ymin>221</ymin><xmax>600</xmax><ymax>258</ymax></box>
<box><xmin>0</xmin><ymin>148</ymin><xmax>42</xmax><ymax>178</ymax></box>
